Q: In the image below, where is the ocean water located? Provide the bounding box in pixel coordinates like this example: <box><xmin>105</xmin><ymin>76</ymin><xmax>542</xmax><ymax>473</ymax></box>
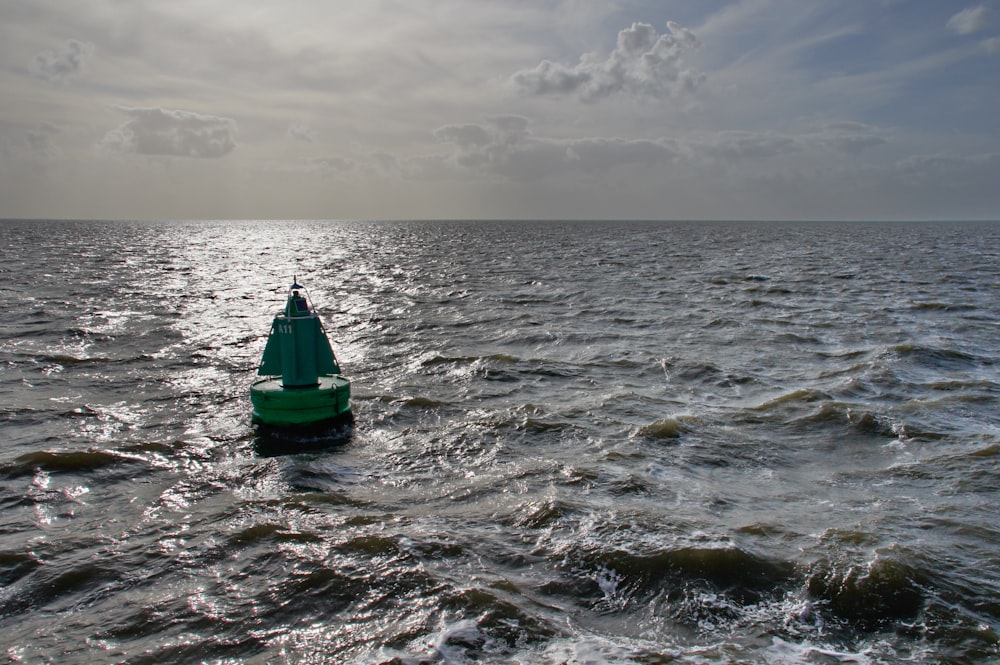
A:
<box><xmin>0</xmin><ymin>219</ymin><xmax>998</xmax><ymax>664</ymax></box>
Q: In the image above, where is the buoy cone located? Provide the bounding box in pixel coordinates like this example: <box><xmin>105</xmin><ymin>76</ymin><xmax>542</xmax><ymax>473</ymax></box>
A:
<box><xmin>250</xmin><ymin>280</ymin><xmax>352</xmax><ymax>429</ymax></box>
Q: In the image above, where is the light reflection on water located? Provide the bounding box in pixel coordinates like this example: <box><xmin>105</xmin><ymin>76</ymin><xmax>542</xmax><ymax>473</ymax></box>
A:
<box><xmin>0</xmin><ymin>220</ymin><xmax>998</xmax><ymax>663</ymax></box>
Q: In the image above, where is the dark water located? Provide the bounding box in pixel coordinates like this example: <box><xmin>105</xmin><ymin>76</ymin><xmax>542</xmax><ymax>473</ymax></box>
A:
<box><xmin>1</xmin><ymin>219</ymin><xmax>998</xmax><ymax>664</ymax></box>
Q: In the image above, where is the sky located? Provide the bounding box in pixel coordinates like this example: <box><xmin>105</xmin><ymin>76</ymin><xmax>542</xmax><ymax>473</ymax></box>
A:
<box><xmin>1</xmin><ymin>0</ymin><xmax>999</xmax><ymax>221</ymax></box>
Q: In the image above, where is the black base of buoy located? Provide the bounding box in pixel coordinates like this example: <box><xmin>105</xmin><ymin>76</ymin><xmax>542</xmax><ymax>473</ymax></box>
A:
<box><xmin>252</xmin><ymin>411</ymin><xmax>355</xmax><ymax>457</ymax></box>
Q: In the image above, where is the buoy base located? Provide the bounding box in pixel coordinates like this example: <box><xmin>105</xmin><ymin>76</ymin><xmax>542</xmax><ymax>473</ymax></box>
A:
<box><xmin>252</xmin><ymin>409</ymin><xmax>354</xmax><ymax>456</ymax></box>
<box><xmin>250</xmin><ymin>374</ymin><xmax>352</xmax><ymax>427</ymax></box>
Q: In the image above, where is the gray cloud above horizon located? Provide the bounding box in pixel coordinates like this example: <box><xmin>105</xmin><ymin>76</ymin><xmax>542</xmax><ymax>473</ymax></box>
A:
<box><xmin>101</xmin><ymin>107</ymin><xmax>237</xmax><ymax>159</ymax></box>
<box><xmin>29</xmin><ymin>39</ymin><xmax>94</xmax><ymax>83</ymax></box>
<box><xmin>425</xmin><ymin>118</ymin><xmax>895</xmax><ymax>181</ymax></box>
<box><xmin>288</xmin><ymin>124</ymin><xmax>317</xmax><ymax>143</ymax></box>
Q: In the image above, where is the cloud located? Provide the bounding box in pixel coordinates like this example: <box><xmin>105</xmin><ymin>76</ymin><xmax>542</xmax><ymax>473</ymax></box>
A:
<box><xmin>26</xmin><ymin>123</ymin><xmax>63</xmax><ymax>158</ymax></box>
<box><xmin>511</xmin><ymin>21</ymin><xmax>704</xmax><ymax>102</ymax></box>
<box><xmin>428</xmin><ymin>115</ymin><xmax>682</xmax><ymax>179</ymax></box>
<box><xmin>371</xmin><ymin>152</ymin><xmax>399</xmax><ymax>172</ymax></box>
<box><xmin>562</xmin><ymin>137</ymin><xmax>682</xmax><ymax>172</ymax></box>
<box><xmin>896</xmin><ymin>152</ymin><xmax>1000</xmax><ymax>183</ymax></box>
<box><xmin>813</xmin><ymin>122</ymin><xmax>890</xmax><ymax>155</ymax></box>
<box><xmin>687</xmin><ymin>124</ymin><xmax>885</xmax><ymax>166</ymax></box>
<box><xmin>984</xmin><ymin>36</ymin><xmax>1000</xmax><ymax>53</ymax></box>
<box><xmin>433</xmin><ymin>116</ymin><xmax>531</xmax><ymax>169</ymax></box>
<box><xmin>288</xmin><ymin>123</ymin><xmax>317</xmax><ymax>142</ymax></box>
<box><xmin>701</xmin><ymin>131</ymin><xmax>801</xmax><ymax>161</ymax></box>
<box><xmin>947</xmin><ymin>5</ymin><xmax>990</xmax><ymax>35</ymax></box>
<box><xmin>101</xmin><ymin>107</ymin><xmax>237</xmax><ymax>158</ymax></box>
<box><xmin>434</xmin><ymin>124</ymin><xmax>492</xmax><ymax>149</ymax></box>
<box><xmin>427</xmin><ymin>115</ymin><xmax>893</xmax><ymax>178</ymax></box>
<box><xmin>313</xmin><ymin>156</ymin><xmax>353</xmax><ymax>172</ymax></box>
<box><xmin>431</xmin><ymin>115</ymin><xmax>532</xmax><ymax>168</ymax></box>
<box><xmin>29</xmin><ymin>39</ymin><xmax>93</xmax><ymax>83</ymax></box>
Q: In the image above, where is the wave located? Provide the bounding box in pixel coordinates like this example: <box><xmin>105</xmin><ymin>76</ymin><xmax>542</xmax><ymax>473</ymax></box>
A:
<box><xmin>666</xmin><ymin>360</ymin><xmax>760</xmax><ymax>390</ymax></box>
<box><xmin>813</xmin><ymin>347</ymin><xmax>871</xmax><ymax>362</ymax></box>
<box><xmin>0</xmin><ymin>551</ymin><xmax>43</xmax><ymax>588</ymax></box>
<box><xmin>510</xmin><ymin>417</ymin><xmax>571</xmax><ymax>434</ymax></box>
<box><xmin>791</xmin><ymin>402</ymin><xmax>907</xmax><ymax>438</ymax></box>
<box><xmin>885</xmin><ymin>342</ymin><xmax>991</xmax><ymax>369</ymax></box>
<box><xmin>1</xmin><ymin>560</ymin><xmax>116</xmax><ymax>618</ymax></box>
<box><xmin>421</xmin><ymin>353</ymin><xmax>518</xmax><ymax>366</ymax></box>
<box><xmin>506</xmin><ymin>496</ymin><xmax>576</xmax><ymax>529</ymax></box>
<box><xmin>403</xmin><ymin>395</ymin><xmax>450</xmax><ymax>408</ymax></box>
<box><xmin>1</xmin><ymin>448</ymin><xmax>134</xmax><ymax>478</ymax></box>
<box><xmin>36</xmin><ymin>353</ymin><xmax>116</xmax><ymax>365</ymax></box>
<box><xmin>230</xmin><ymin>522</ymin><xmax>323</xmax><ymax>546</ymax></box>
<box><xmin>437</xmin><ymin>587</ymin><xmax>560</xmax><ymax>650</ymax></box>
<box><xmin>739</xmin><ymin>388</ymin><xmax>953</xmax><ymax>441</ymax></box>
<box><xmin>750</xmin><ymin>388</ymin><xmax>832</xmax><ymax>413</ymax></box>
<box><xmin>554</xmin><ymin>543</ymin><xmax>797</xmax><ymax>610</ymax></box>
<box><xmin>909</xmin><ymin>301</ymin><xmax>979</xmax><ymax>313</ymax></box>
<box><xmin>806</xmin><ymin>554</ymin><xmax>925</xmax><ymax>630</ymax></box>
<box><xmin>919</xmin><ymin>379</ymin><xmax>1000</xmax><ymax>394</ymax></box>
<box><xmin>634</xmin><ymin>416</ymin><xmax>695</xmax><ymax>440</ymax></box>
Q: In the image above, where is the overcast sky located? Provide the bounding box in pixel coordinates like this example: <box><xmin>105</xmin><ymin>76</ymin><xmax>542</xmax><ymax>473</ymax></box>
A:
<box><xmin>2</xmin><ymin>0</ymin><xmax>998</xmax><ymax>220</ymax></box>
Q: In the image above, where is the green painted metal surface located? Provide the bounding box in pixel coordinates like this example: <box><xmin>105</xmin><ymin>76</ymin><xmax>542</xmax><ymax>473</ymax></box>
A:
<box><xmin>250</xmin><ymin>375</ymin><xmax>351</xmax><ymax>427</ymax></box>
<box><xmin>257</xmin><ymin>290</ymin><xmax>341</xmax><ymax>385</ymax></box>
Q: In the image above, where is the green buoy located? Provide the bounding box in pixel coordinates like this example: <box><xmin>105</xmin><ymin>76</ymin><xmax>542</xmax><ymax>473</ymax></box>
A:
<box><xmin>250</xmin><ymin>278</ymin><xmax>352</xmax><ymax>429</ymax></box>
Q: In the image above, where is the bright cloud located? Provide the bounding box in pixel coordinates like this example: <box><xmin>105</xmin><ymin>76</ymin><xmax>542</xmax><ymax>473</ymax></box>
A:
<box><xmin>101</xmin><ymin>108</ymin><xmax>237</xmax><ymax>159</ymax></box>
<box><xmin>29</xmin><ymin>39</ymin><xmax>93</xmax><ymax>83</ymax></box>
<box><xmin>947</xmin><ymin>5</ymin><xmax>990</xmax><ymax>35</ymax></box>
<box><xmin>511</xmin><ymin>21</ymin><xmax>704</xmax><ymax>102</ymax></box>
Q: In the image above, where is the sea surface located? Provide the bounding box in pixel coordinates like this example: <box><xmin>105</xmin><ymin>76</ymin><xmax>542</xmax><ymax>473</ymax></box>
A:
<box><xmin>1</xmin><ymin>219</ymin><xmax>998</xmax><ymax>664</ymax></box>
